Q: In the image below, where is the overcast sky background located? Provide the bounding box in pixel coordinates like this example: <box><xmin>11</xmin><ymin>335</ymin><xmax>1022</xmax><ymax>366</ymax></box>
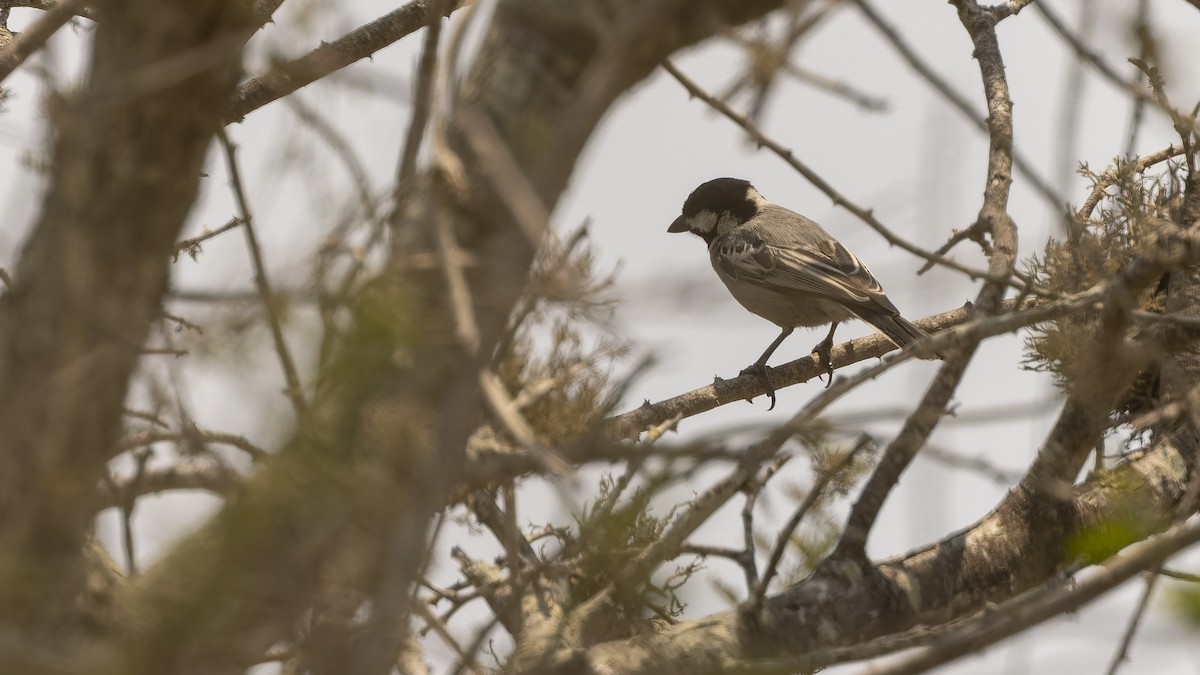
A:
<box><xmin>3</xmin><ymin>0</ymin><xmax>1200</xmax><ymax>672</ymax></box>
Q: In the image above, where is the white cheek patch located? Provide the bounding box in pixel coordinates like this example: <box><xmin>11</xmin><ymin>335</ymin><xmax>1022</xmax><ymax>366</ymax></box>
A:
<box><xmin>692</xmin><ymin>210</ymin><xmax>717</xmax><ymax>233</ymax></box>
<box><xmin>746</xmin><ymin>187</ymin><xmax>770</xmax><ymax>209</ymax></box>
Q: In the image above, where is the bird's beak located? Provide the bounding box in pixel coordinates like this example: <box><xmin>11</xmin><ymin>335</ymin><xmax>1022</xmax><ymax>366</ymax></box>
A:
<box><xmin>668</xmin><ymin>215</ymin><xmax>689</xmax><ymax>233</ymax></box>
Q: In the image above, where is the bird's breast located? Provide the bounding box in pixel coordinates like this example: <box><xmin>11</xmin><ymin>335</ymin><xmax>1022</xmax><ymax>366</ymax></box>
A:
<box><xmin>709</xmin><ymin>258</ymin><xmax>853</xmax><ymax>329</ymax></box>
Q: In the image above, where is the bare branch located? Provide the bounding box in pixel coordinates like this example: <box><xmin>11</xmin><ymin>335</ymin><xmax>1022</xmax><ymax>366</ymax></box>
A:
<box><xmin>0</xmin><ymin>0</ymin><xmax>84</xmax><ymax>85</ymax></box>
<box><xmin>853</xmin><ymin>0</ymin><xmax>1062</xmax><ymax>212</ymax></box>
<box><xmin>173</xmin><ymin>216</ymin><xmax>244</xmax><ymax>259</ymax></box>
<box><xmin>217</xmin><ymin>129</ymin><xmax>308</xmax><ymax>417</ymax></box>
<box><xmin>865</xmin><ymin>516</ymin><xmax>1200</xmax><ymax>675</ymax></box>
<box><xmin>226</xmin><ymin>0</ymin><xmax>464</xmax><ymax>123</ymax></box>
<box><xmin>832</xmin><ymin>0</ymin><xmax>1021</xmax><ymax>565</ymax></box>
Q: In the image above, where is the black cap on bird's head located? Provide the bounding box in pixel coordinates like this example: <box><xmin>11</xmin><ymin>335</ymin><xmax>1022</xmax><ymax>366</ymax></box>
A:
<box><xmin>668</xmin><ymin>177</ymin><xmax>761</xmax><ymax>242</ymax></box>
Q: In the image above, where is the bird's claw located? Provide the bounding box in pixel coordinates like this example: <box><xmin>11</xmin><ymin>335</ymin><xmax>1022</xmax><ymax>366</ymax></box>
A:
<box><xmin>740</xmin><ymin>363</ymin><xmax>777</xmax><ymax>410</ymax></box>
<box><xmin>812</xmin><ymin>340</ymin><xmax>835</xmax><ymax>389</ymax></box>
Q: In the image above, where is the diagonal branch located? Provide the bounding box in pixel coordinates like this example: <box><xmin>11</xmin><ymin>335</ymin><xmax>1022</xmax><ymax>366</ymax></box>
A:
<box><xmin>853</xmin><ymin>0</ymin><xmax>1062</xmax><ymax>213</ymax></box>
<box><xmin>0</xmin><ymin>0</ymin><xmax>84</xmax><ymax>85</ymax></box>
<box><xmin>552</xmin><ymin>437</ymin><xmax>1193</xmax><ymax>674</ymax></box>
<box><xmin>225</xmin><ymin>0</ymin><xmax>464</xmax><ymax>123</ymax></box>
<box><xmin>217</xmin><ymin>129</ymin><xmax>308</xmax><ymax>417</ymax></box>
<box><xmin>831</xmin><ymin>0</ymin><xmax>1020</xmax><ymax>564</ymax></box>
<box><xmin>865</xmin><ymin>516</ymin><xmax>1200</xmax><ymax>675</ymax></box>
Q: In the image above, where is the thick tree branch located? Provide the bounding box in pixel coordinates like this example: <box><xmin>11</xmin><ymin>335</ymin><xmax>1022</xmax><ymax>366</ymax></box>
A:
<box><xmin>550</xmin><ymin>439</ymin><xmax>1191</xmax><ymax>674</ymax></box>
<box><xmin>0</xmin><ymin>0</ymin><xmax>253</xmax><ymax>641</ymax></box>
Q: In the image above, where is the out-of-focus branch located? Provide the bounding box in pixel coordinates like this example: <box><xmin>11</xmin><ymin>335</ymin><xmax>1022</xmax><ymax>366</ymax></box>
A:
<box><xmin>226</xmin><ymin>0</ymin><xmax>464</xmax><ymax>123</ymax></box>
<box><xmin>98</xmin><ymin>460</ymin><xmax>240</xmax><ymax>510</ymax></box>
<box><xmin>217</xmin><ymin>129</ymin><xmax>308</xmax><ymax>417</ymax></box>
<box><xmin>101</xmin><ymin>3</ymin><xmax>800</xmax><ymax>674</ymax></box>
<box><xmin>115</xmin><ymin>427</ymin><xmax>267</xmax><ymax>460</ymax></box>
<box><xmin>0</xmin><ymin>0</ymin><xmax>83</xmax><ymax>85</ymax></box>
<box><xmin>174</xmin><ymin>216</ymin><xmax>244</xmax><ymax>259</ymax></box>
<box><xmin>393</xmin><ymin>0</ymin><xmax>449</xmax><ymax>190</ymax></box>
<box><xmin>1033</xmin><ymin>1</ymin><xmax>1157</xmax><ymax>110</ymax></box>
<box><xmin>0</xmin><ymin>0</ymin><xmax>253</xmax><ymax>642</ymax></box>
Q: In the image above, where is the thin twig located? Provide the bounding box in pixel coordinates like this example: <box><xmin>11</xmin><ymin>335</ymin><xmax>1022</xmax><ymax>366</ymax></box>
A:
<box><xmin>115</xmin><ymin>428</ymin><xmax>268</xmax><ymax>460</ymax></box>
<box><xmin>920</xmin><ymin>444</ymin><xmax>1021</xmax><ymax>484</ymax></box>
<box><xmin>748</xmin><ymin>435</ymin><xmax>872</xmax><ymax>614</ymax></box>
<box><xmin>174</xmin><ymin>217</ymin><xmax>244</xmax><ymax>259</ymax></box>
<box><xmin>217</xmin><ymin>128</ymin><xmax>308</xmax><ymax>417</ymax></box>
<box><xmin>1033</xmin><ymin>1</ymin><xmax>1156</xmax><ymax>110</ymax></box>
<box><xmin>1103</xmin><ymin>571</ymin><xmax>1160</xmax><ymax>675</ymax></box>
<box><xmin>285</xmin><ymin>96</ymin><xmax>378</xmax><ymax>220</ymax></box>
<box><xmin>1049</xmin><ymin>0</ymin><xmax>1094</xmax><ymax>215</ymax></box>
<box><xmin>1122</xmin><ymin>0</ymin><xmax>1152</xmax><ymax>157</ymax></box>
<box><xmin>853</xmin><ymin>0</ymin><xmax>1062</xmax><ymax>212</ymax></box>
<box><xmin>98</xmin><ymin>459</ymin><xmax>240</xmax><ymax>509</ymax></box>
<box><xmin>412</xmin><ymin>600</ymin><xmax>480</xmax><ymax>671</ymax></box>
<box><xmin>1160</xmin><ymin>567</ymin><xmax>1200</xmax><ymax>582</ymax></box>
<box><xmin>738</xmin><ymin>457</ymin><xmax>791</xmax><ymax>594</ymax></box>
<box><xmin>394</xmin><ymin>0</ymin><xmax>449</xmax><ymax>192</ymax></box>
<box><xmin>115</xmin><ymin>448</ymin><xmax>153</xmax><ymax>576</ymax></box>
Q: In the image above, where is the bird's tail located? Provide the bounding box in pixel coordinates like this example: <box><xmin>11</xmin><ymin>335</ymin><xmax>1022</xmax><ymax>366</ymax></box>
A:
<box><xmin>854</xmin><ymin>309</ymin><xmax>938</xmax><ymax>359</ymax></box>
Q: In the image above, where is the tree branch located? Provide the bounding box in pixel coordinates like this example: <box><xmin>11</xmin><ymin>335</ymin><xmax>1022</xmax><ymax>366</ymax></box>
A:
<box><xmin>0</xmin><ymin>0</ymin><xmax>254</xmax><ymax>637</ymax></box>
<box><xmin>225</xmin><ymin>0</ymin><xmax>463</xmax><ymax>123</ymax></box>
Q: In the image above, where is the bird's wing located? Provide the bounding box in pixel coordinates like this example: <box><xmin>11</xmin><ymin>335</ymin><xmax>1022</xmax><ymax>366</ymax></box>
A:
<box><xmin>711</xmin><ymin>230</ymin><xmax>900</xmax><ymax>314</ymax></box>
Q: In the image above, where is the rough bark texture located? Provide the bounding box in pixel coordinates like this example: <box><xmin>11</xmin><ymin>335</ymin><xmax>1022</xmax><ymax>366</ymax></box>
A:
<box><xmin>551</xmin><ymin>442</ymin><xmax>1190</xmax><ymax>674</ymax></box>
<box><xmin>0</xmin><ymin>0</ymin><xmax>252</xmax><ymax>643</ymax></box>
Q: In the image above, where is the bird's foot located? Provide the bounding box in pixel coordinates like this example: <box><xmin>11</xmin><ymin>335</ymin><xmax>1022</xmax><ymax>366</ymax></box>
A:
<box><xmin>811</xmin><ymin>337</ymin><xmax>835</xmax><ymax>388</ymax></box>
<box><xmin>740</xmin><ymin>362</ymin><xmax>777</xmax><ymax>411</ymax></box>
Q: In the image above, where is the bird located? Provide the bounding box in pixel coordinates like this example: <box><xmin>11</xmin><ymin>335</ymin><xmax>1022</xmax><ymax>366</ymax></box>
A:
<box><xmin>668</xmin><ymin>177</ymin><xmax>930</xmax><ymax>409</ymax></box>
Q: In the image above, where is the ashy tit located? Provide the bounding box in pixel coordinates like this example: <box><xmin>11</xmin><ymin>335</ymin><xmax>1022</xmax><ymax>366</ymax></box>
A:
<box><xmin>669</xmin><ymin>177</ymin><xmax>929</xmax><ymax>408</ymax></box>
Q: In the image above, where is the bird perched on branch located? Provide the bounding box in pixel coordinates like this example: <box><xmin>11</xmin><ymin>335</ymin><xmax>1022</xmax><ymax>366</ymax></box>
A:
<box><xmin>668</xmin><ymin>177</ymin><xmax>931</xmax><ymax>409</ymax></box>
